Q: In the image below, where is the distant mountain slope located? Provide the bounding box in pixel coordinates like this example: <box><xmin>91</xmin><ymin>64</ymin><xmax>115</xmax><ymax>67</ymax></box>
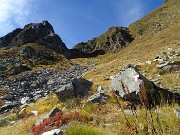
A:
<box><xmin>73</xmin><ymin>26</ymin><xmax>133</xmax><ymax>53</ymax></box>
<box><xmin>129</xmin><ymin>0</ymin><xmax>180</xmax><ymax>39</ymax></box>
<box><xmin>0</xmin><ymin>20</ymin><xmax>71</xmax><ymax>58</ymax></box>
<box><xmin>73</xmin><ymin>0</ymin><xmax>179</xmax><ymax>55</ymax></box>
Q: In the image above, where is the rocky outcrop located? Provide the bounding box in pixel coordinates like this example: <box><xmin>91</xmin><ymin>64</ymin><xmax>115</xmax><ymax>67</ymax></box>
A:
<box><xmin>19</xmin><ymin>46</ymin><xmax>55</xmax><ymax>60</ymax></box>
<box><xmin>0</xmin><ymin>20</ymin><xmax>71</xmax><ymax>58</ymax></box>
<box><xmin>73</xmin><ymin>26</ymin><xmax>133</xmax><ymax>54</ymax></box>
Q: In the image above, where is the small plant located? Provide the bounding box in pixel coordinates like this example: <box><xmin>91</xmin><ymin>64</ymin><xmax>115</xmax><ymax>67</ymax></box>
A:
<box><xmin>63</xmin><ymin>97</ymin><xmax>81</xmax><ymax>109</ymax></box>
<box><xmin>82</xmin><ymin>103</ymin><xmax>98</xmax><ymax>113</ymax></box>
<box><xmin>65</xmin><ymin>124</ymin><xmax>105</xmax><ymax>135</ymax></box>
<box><xmin>32</xmin><ymin>111</ymin><xmax>80</xmax><ymax>135</ymax></box>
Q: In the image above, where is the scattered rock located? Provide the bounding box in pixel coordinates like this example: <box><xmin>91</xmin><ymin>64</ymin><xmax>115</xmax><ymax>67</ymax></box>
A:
<box><xmin>174</xmin><ymin>109</ymin><xmax>180</xmax><ymax>119</ymax></box>
<box><xmin>145</xmin><ymin>60</ymin><xmax>152</xmax><ymax>65</ymax></box>
<box><xmin>97</xmin><ymin>86</ymin><xmax>107</xmax><ymax>93</ymax></box>
<box><xmin>0</xmin><ymin>64</ymin><xmax>90</xmax><ymax>114</ymax></box>
<box><xmin>0</xmin><ymin>102</ymin><xmax>19</xmax><ymax>114</ymax></box>
<box><xmin>88</xmin><ymin>93</ymin><xmax>109</xmax><ymax>103</ymax></box>
<box><xmin>41</xmin><ymin>128</ymin><xmax>63</xmax><ymax>135</ymax></box>
<box><xmin>3</xmin><ymin>94</ymin><xmax>14</xmax><ymax>101</ymax></box>
<box><xmin>21</xmin><ymin>97</ymin><xmax>30</xmax><ymax>104</ymax></box>
<box><xmin>31</xmin><ymin>110</ymin><xmax>38</xmax><ymax>116</ymax></box>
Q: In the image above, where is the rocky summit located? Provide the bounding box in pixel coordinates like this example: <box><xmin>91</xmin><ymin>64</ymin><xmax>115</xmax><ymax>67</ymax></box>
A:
<box><xmin>0</xmin><ymin>20</ymin><xmax>71</xmax><ymax>58</ymax></box>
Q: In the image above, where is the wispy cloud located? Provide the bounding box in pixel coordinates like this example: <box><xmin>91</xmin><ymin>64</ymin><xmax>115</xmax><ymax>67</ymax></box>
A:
<box><xmin>118</xmin><ymin>0</ymin><xmax>144</xmax><ymax>26</ymax></box>
<box><xmin>0</xmin><ymin>0</ymin><xmax>35</xmax><ymax>36</ymax></box>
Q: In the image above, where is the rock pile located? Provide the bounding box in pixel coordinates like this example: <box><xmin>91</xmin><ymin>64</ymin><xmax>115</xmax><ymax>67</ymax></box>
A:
<box><xmin>0</xmin><ymin>64</ymin><xmax>90</xmax><ymax>114</ymax></box>
<box><xmin>0</xmin><ymin>58</ymin><xmax>30</xmax><ymax>77</ymax></box>
<box><xmin>87</xmin><ymin>86</ymin><xmax>109</xmax><ymax>103</ymax></box>
<box><xmin>154</xmin><ymin>50</ymin><xmax>180</xmax><ymax>71</ymax></box>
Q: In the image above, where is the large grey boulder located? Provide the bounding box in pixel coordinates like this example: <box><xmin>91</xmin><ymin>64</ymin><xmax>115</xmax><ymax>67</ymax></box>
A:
<box><xmin>55</xmin><ymin>83</ymin><xmax>75</xmax><ymax>101</ymax></box>
<box><xmin>73</xmin><ymin>78</ymin><xmax>93</xmax><ymax>97</ymax></box>
<box><xmin>110</xmin><ymin>67</ymin><xmax>155</xmax><ymax>101</ymax></box>
<box><xmin>55</xmin><ymin>78</ymin><xmax>92</xmax><ymax>101</ymax></box>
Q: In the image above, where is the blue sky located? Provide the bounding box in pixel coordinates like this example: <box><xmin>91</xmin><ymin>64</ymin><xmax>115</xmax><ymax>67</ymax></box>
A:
<box><xmin>0</xmin><ymin>0</ymin><xmax>165</xmax><ymax>48</ymax></box>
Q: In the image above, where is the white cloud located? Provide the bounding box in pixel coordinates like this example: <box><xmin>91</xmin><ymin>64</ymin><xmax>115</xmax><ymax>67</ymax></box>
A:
<box><xmin>118</xmin><ymin>0</ymin><xmax>144</xmax><ymax>26</ymax></box>
<box><xmin>0</xmin><ymin>0</ymin><xmax>35</xmax><ymax>36</ymax></box>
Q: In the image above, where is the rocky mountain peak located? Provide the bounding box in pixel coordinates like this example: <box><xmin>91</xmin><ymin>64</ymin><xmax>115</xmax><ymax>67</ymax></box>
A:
<box><xmin>0</xmin><ymin>20</ymin><xmax>71</xmax><ymax>58</ymax></box>
<box><xmin>24</xmin><ymin>20</ymin><xmax>55</xmax><ymax>35</ymax></box>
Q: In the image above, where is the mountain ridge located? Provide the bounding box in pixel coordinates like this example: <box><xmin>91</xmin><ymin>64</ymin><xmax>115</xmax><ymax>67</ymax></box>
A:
<box><xmin>0</xmin><ymin>20</ymin><xmax>71</xmax><ymax>58</ymax></box>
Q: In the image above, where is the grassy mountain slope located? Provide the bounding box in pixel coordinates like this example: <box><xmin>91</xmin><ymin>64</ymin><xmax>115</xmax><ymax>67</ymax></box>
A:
<box><xmin>73</xmin><ymin>23</ymin><xmax>180</xmax><ymax>86</ymax></box>
<box><xmin>129</xmin><ymin>0</ymin><xmax>180</xmax><ymax>39</ymax></box>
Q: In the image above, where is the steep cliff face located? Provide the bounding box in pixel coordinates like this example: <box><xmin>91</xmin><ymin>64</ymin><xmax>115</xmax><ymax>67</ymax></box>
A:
<box><xmin>73</xmin><ymin>26</ymin><xmax>134</xmax><ymax>53</ymax></box>
<box><xmin>0</xmin><ymin>21</ymin><xmax>71</xmax><ymax>58</ymax></box>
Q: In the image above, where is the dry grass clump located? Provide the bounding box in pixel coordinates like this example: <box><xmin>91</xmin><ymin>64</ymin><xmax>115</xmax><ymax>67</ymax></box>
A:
<box><xmin>65</xmin><ymin>124</ymin><xmax>109</xmax><ymax>135</ymax></box>
<box><xmin>25</xmin><ymin>93</ymin><xmax>61</xmax><ymax>115</ymax></box>
<box><xmin>159</xmin><ymin>72</ymin><xmax>180</xmax><ymax>91</ymax></box>
<box><xmin>0</xmin><ymin>116</ymin><xmax>38</xmax><ymax>135</ymax></box>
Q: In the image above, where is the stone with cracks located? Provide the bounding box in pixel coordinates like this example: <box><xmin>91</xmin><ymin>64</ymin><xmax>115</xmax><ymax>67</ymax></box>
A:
<box><xmin>110</xmin><ymin>67</ymin><xmax>155</xmax><ymax>101</ymax></box>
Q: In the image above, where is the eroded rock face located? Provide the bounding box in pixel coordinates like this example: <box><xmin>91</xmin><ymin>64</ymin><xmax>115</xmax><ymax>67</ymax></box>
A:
<box><xmin>0</xmin><ymin>20</ymin><xmax>71</xmax><ymax>58</ymax></box>
<box><xmin>0</xmin><ymin>28</ymin><xmax>22</xmax><ymax>48</ymax></box>
<box><xmin>73</xmin><ymin>26</ymin><xmax>133</xmax><ymax>53</ymax></box>
<box><xmin>111</xmin><ymin>67</ymin><xmax>155</xmax><ymax>101</ymax></box>
<box><xmin>20</xmin><ymin>46</ymin><xmax>55</xmax><ymax>60</ymax></box>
